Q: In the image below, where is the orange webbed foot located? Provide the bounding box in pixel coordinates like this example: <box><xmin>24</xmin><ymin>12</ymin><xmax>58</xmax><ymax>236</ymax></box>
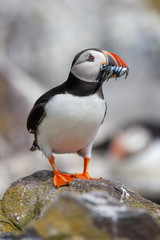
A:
<box><xmin>74</xmin><ymin>156</ymin><xmax>101</xmax><ymax>180</ymax></box>
<box><xmin>53</xmin><ymin>171</ymin><xmax>75</xmax><ymax>188</ymax></box>
<box><xmin>74</xmin><ymin>172</ymin><xmax>101</xmax><ymax>180</ymax></box>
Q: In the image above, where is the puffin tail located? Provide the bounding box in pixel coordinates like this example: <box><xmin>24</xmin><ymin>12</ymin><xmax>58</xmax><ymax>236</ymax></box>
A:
<box><xmin>30</xmin><ymin>140</ymin><xmax>39</xmax><ymax>151</ymax></box>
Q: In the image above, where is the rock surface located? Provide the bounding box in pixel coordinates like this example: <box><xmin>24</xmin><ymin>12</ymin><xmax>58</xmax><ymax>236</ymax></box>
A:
<box><xmin>31</xmin><ymin>191</ymin><xmax>160</xmax><ymax>240</ymax></box>
<box><xmin>0</xmin><ymin>170</ymin><xmax>160</xmax><ymax>239</ymax></box>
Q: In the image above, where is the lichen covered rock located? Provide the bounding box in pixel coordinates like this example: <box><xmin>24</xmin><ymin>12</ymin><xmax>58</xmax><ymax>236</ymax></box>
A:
<box><xmin>32</xmin><ymin>192</ymin><xmax>160</xmax><ymax>240</ymax></box>
<box><xmin>0</xmin><ymin>170</ymin><xmax>160</xmax><ymax>238</ymax></box>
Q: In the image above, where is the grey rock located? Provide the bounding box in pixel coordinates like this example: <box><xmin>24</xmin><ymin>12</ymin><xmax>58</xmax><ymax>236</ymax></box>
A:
<box><xmin>0</xmin><ymin>170</ymin><xmax>160</xmax><ymax>238</ymax></box>
<box><xmin>31</xmin><ymin>191</ymin><xmax>160</xmax><ymax>240</ymax></box>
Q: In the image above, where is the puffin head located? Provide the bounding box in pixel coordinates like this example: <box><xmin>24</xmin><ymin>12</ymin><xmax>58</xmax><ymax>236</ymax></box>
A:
<box><xmin>71</xmin><ymin>48</ymin><xmax>129</xmax><ymax>84</ymax></box>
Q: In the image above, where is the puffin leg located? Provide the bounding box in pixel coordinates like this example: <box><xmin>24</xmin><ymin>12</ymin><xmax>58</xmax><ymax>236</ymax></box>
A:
<box><xmin>49</xmin><ymin>155</ymin><xmax>75</xmax><ymax>188</ymax></box>
<box><xmin>75</xmin><ymin>156</ymin><xmax>101</xmax><ymax>180</ymax></box>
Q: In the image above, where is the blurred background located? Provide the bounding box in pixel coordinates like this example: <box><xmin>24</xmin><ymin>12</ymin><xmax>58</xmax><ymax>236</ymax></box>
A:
<box><xmin>0</xmin><ymin>0</ymin><xmax>160</xmax><ymax>202</ymax></box>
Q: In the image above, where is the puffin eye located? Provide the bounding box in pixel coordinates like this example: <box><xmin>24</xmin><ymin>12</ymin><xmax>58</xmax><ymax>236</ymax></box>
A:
<box><xmin>87</xmin><ymin>54</ymin><xmax>95</xmax><ymax>62</ymax></box>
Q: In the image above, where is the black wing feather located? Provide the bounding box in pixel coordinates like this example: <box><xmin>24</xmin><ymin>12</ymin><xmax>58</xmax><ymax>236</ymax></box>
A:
<box><xmin>27</xmin><ymin>82</ymin><xmax>67</xmax><ymax>134</ymax></box>
<box><xmin>27</xmin><ymin>102</ymin><xmax>46</xmax><ymax>133</ymax></box>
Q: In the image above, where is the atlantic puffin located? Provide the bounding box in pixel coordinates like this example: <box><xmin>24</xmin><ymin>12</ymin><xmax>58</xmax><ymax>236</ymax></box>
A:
<box><xmin>27</xmin><ymin>48</ymin><xmax>129</xmax><ymax>187</ymax></box>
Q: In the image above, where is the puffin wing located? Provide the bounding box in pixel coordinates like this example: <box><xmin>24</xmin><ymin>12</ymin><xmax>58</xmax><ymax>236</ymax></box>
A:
<box><xmin>27</xmin><ymin>101</ymin><xmax>46</xmax><ymax>133</ymax></box>
<box><xmin>27</xmin><ymin>83</ymin><xmax>67</xmax><ymax>134</ymax></box>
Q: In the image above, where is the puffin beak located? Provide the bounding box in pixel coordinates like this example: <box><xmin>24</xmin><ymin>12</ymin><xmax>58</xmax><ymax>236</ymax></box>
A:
<box><xmin>101</xmin><ymin>50</ymin><xmax>129</xmax><ymax>80</ymax></box>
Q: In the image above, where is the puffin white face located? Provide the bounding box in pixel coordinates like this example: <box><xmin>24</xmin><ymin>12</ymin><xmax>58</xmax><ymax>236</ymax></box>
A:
<box><xmin>71</xmin><ymin>50</ymin><xmax>106</xmax><ymax>82</ymax></box>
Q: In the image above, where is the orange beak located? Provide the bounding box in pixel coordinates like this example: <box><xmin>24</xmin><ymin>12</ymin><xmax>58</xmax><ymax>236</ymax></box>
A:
<box><xmin>102</xmin><ymin>50</ymin><xmax>129</xmax><ymax>79</ymax></box>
